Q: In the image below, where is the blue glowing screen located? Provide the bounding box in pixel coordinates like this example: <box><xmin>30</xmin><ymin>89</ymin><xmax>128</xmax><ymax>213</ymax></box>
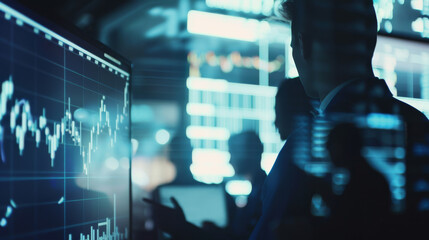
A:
<box><xmin>0</xmin><ymin>1</ymin><xmax>131</xmax><ymax>239</ymax></box>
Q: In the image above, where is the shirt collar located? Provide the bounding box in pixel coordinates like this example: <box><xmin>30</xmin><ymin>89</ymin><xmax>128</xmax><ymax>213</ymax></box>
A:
<box><xmin>319</xmin><ymin>80</ymin><xmax>353</xmax><ymax>112</ymax></box>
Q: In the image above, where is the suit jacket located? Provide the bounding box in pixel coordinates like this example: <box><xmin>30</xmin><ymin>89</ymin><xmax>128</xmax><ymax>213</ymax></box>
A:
<box><xmin>325</xmin><ymin>78</ymin><xmax>427</xmax><ymax>122</ymax></box>
<box><xmin>249</xmin><ymin>78</ymin><xmax>427</xmax><ymax>240</ymax></box>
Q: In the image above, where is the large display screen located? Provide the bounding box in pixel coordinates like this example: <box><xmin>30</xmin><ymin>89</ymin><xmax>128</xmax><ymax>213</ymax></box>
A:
<box><xmin>374</xmin><ymin>0</ymin><xmax>429</xmax><ymax>39</ymax></box>
<box><xmin>374</xmin><ymin>35</ymin><xmax>429</xmax><ymax>116</ymax></box>
<box><xmin>0</xmin><ymin>1</ymin><xmax>131</xmax><ymax>239</ymax></box>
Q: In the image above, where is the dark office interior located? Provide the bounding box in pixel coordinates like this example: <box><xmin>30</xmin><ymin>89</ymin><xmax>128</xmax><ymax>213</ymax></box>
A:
<box><xmin>1</xmin><ymin>0</ymin><xmax>429</xmax><ymax>239</ymax></box>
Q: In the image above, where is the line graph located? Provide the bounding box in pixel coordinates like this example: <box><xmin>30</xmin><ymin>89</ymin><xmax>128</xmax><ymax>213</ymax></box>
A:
<box><xmin>0</xmin><ymin>1</ymin><xmax>131</xmax><ymax>239</ymax></box>
<box><xmin>0</xmin><ymin>75</ymin><xmax>129</xmax><ymax>177</ymax></box>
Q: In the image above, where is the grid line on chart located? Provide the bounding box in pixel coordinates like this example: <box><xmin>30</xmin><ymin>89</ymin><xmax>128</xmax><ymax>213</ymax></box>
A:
<box><xmin>0</xmin><ymin>37</ymin><xmax>125</xmax><ymax>95</ymax></box>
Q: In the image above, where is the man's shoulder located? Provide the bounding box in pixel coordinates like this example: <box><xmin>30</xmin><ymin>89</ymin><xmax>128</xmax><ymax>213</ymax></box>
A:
<box><xmin>392</xmin><ymin>97</ymin><xmax>428</xmax><ymax>123</ymax></box>
<box><xmin>328</xmin><ymin>78</ymin><xmax>428</xmax><ymax>123</ymax></box>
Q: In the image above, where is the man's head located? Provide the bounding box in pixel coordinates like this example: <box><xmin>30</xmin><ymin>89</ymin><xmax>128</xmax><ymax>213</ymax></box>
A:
<box><xmin>169</xmin><ymin>135</ymin><xmax>193</xmax><ymax>171</ymax></box>
<box><xmin>280</xmin><ymin>0</ymin><xmax>378</xmax><ymax>99</ymax></box>
<box><xmin>228</xmin><ymin>131</ymin><xmax>263</xmax><ymax>176</ymax></box>
<box><xmin>275</xmin><ymin>77</ymin><xmax>313</xmax><ymax>141</ymax></box>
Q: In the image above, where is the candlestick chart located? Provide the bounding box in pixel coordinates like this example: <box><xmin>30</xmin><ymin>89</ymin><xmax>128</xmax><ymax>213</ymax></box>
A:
<box><xmin>0</xmin><ymin>1</ymin><xmax>131</xmax><ymax>239</ymax></box>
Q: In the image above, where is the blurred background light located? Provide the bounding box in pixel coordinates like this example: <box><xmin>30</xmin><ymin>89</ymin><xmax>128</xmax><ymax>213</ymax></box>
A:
<box><xmin>105</xmin><ymin>157</ymin><xmax>120</xmax><ymax>171</ymax></box>
<box><xmin>155</xmin><ymin>129</ymin><xmax>171</xmax><ymax>145</ymax></box>
<box><xmin>225</xmin><ymin>180</ymin><xmax>252</xmax><ymax>196</ymax></box>
<box><xmin>131</xmin><ymin>138</ymin><xmax>139</xmax><ymax>156</ymax></box>
<box><xmin>187</xmin><ymin>10</ymin><xmax>270</xmax><ymax>42</ymax></box>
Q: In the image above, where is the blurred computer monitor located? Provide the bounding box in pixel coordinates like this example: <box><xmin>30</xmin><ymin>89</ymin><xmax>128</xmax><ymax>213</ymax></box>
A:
<box><xmin>158</xmin><ymin>185</ymin><xmax>228</xmax><ymax>228</ymax></box>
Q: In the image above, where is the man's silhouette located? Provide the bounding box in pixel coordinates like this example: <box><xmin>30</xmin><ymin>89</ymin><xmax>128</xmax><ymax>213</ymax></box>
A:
<box><xmin>227</xmin><ymin>131</ymin><xmax>266</xmax><ymax>239</ymax></box>
<box><xmin>275</xmin><ymin>78</ymin><xmax>314</xmax><ymax>141</ymax></box>
<box><xmin>165</xmin><ymin>134</ymin><xmax>196</xmax><ymax>185</ymax></box>
<box><xmin>250</xmin><ymin>1</ymin><xmax>427</xmax><ymax>239</ymax></box>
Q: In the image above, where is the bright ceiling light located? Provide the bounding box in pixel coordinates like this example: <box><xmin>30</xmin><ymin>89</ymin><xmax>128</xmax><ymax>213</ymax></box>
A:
<box><xmin>187</xmin><ymin>10</ymin><xmax>270</xmax><ymax>42</ymax></box>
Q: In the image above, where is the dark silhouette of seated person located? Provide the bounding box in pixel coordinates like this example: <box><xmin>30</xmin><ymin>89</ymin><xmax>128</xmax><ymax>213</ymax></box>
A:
<box><xmin>150</xmin><ymin>135</ymin><xmax>200</xmax><ymax>239</ymax></box>
<box><xmin>273</xmin><ymin>78</ymin><xmax>323</xmax><ymax>239</ymax></box>
<box><xmin>250</xmin><ymin>0</ymin><xmax>427</xmax><ymax>239</ymax></box>
<box><xmin>227</xmin><ymin>131</ymin><xmax>266</xmax><ymax>239</ymax></box>
<box><xmin>275</xmin><ymin>77</ymin><xmax>315</xmax><ymax>141</ymax></box>
<box><xmin>165</xmin><ymin>135</ymin><xmax>196</xmax><ymax>186</ymax></box>
<box><xmin>326</xmin><ymin>123</ymin><xmax>391</xmax><ymax>240</ymax></box>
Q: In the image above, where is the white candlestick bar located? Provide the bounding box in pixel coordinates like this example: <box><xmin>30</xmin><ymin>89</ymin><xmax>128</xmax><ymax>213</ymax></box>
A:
<box><xmin>68</xmin><ymin>194</ymin><xmax>127</xmax><ymax>240</ymax></box>
<box><xmin>0</xmin><ymin>75</ymin><xmax>129</xmax><ymax>180</ymax></box>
